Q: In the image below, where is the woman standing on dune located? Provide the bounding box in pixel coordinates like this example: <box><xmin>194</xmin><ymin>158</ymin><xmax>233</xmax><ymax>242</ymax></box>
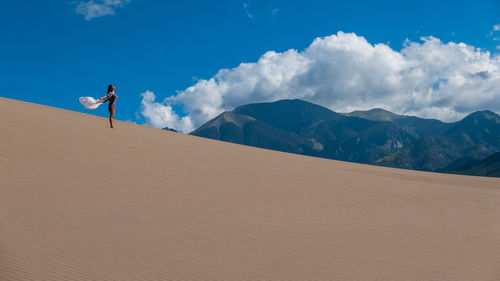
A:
<box><xmin>99</xmin><ymin>85</ymin><xmax>118</xmax><ymax>129</ymax></box>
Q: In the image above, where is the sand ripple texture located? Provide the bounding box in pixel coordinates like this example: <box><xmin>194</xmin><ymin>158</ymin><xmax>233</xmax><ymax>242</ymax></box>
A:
<box><xmin>1</xmin><ymin>97</ymin><xmax>500</xmax><ymax>281</ymax></box>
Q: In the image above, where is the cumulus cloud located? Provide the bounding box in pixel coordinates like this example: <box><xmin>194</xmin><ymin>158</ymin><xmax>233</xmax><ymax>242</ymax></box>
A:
<box><xmin>140</xmin><ymin>31</ymin><xmax>500</xmax><ymax>133</ymax></box>
<box><xmin>140</xmin><ymin>91</ymin><xmax>194</xmax><ymax>133</ymax></box>
<box><xmin>75</xmin><ymin>0</ymin><xmax>130</xmax><ymax>20</ymax></box>
<box><xmin>494</xmin><ymin>23</ymin><xmax>500</xmax><ymax>31</ymax></box>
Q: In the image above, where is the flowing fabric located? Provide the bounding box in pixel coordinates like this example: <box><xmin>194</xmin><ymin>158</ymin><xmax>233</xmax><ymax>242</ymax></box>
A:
<box><xmin>79</xmin><ymin>97</ymin><xmax>104</xmax><ymax>110</ymax></box>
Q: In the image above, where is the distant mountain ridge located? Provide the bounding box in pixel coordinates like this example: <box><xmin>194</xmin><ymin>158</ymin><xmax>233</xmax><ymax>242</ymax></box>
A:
<box><xmin>192</xmin><ymin>110</ymin><xmax>312</xmax><ymax>154</ymax></box>
<box><xmin>194</xmin><ymin>100</ymin><xmax>433</xmax><ymax>163</ymax></box>
<box><xmin>448</xmin><ymin>151</ymin><xmax>500</xmax><ymax>177</ymax></box>
<box><xmin>376</xmin><ymin>110</ymin><xmax>500</xmax><ymax>171</ymax></box>
<box><xmin>191</xmin><ymin>99</ymin><xmax>500</xmax><ymax>176</ymax></box>
<box><xmin>343</xmin><ymin>108</ymin><xmax>454</xmax><ymax>136</ymax></box>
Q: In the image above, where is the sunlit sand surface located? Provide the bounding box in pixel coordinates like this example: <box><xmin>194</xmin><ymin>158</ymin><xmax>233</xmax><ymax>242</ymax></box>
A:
<box><xmin>1</xmin><ymin>97</ymin><xmax>500</xmax><ymax>281</ymax></box>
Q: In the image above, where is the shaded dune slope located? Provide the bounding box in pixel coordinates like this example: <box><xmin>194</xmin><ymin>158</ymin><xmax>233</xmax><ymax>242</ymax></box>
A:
<box><xmin>1</xmin><ymin>97</ymin><xmax>500</xmax><ymax>281</ymax></box>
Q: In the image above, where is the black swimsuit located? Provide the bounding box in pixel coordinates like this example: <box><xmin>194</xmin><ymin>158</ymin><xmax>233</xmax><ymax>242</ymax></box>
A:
<box><xmin>105</xmin><ymin>93</ymin><xmax>118</xmax><ymax>111</ymax></box>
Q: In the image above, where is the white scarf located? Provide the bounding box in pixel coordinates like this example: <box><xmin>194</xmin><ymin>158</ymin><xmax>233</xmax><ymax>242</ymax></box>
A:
<box><xmin>79</xmin><ymin>97</ymin><xmax>104</xmax><ymax>110</ymax></box>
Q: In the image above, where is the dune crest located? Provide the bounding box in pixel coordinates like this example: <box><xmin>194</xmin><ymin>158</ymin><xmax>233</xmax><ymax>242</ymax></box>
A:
<box><xmin>1</xmin><ymin>97</ymin><xmax>500</xmax><ymax>281</ymax></box>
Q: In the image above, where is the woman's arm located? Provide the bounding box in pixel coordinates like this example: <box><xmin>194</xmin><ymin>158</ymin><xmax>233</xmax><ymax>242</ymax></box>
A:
<box><xmin>98</xmin><ymin>94</ymin><xmax>110</xmax><ymax>101</ymax></box>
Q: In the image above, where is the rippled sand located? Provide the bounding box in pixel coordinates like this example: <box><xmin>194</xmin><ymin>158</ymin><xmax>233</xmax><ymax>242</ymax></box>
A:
<box><xmin>1</xmin><ymin>97</ymin><xmax>500</xmax><ymax>281</ymax></box>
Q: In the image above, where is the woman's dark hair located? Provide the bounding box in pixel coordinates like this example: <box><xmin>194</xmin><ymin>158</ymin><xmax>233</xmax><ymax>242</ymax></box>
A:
<box><xmin>107</xmin><ymin>84</ymin><xmax>115</xmax><ymax>93</ymax></box>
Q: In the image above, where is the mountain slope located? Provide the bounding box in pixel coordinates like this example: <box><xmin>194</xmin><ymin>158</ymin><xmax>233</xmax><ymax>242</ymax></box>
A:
<box><xmin>343</xmin><ymin>108</ymin><xmax>402</xmax><ymax>121</ymax></box>
<box><xmin>233</xmin><ymin>99</ymin><xmax>344</xmax><ymax>134</ymax></box>
<box><xmin>343</xmin><ymin>108</ymin><xmax>453</xmax><ymax>136</ymax></box>
<box><xmin>2</xmin><ymin>97</ymin><xmax>500</xmax><ymax>281</ymax></box>
<box><xmin>191</xmin><ymin>111</ymin><xmax>314</xmax><ymax>154</ymax></box>
<box><xmin>448</xmin><ymin>150</ymin><xmax>500</xmax><ymax>177</ymax></box>
<box><xmin>375</xmin><ymin>111</ymin><xmax>500</xmax><ymax>171</ymax></box>
<box><xmin>192</xmin><ymin>99</ymin><xmax>416</xmax><ymax>163</ymax></box>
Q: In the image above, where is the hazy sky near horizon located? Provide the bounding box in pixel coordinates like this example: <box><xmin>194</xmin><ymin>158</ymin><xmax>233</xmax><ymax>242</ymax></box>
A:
<box><xmin>1</xmin><ymin>0</ymin><xmax>500</xmax><ymax>132</ymax></box>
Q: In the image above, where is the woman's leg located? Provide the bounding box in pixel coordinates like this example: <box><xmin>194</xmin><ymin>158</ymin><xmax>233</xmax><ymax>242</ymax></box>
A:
<box><xmin>109</xmin><ymin>108</ymin><xmax>115</xmax><ymax>128</ymax></box>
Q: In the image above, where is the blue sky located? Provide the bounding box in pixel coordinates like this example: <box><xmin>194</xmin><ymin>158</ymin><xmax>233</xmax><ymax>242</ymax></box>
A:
<box><xmin>1</xmin><ymin>0</ymin><xmax>500</xmax><ymax>131</ymax></box>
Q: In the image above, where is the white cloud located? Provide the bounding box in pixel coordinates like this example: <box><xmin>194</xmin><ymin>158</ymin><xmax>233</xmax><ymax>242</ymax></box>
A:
<box><xmin>140</xmin><ymin>91</ymin><xmax>194</xmax><ymax>133</ymax></box>
<box><xmin>494</xmin><ymin>23</ymin><xmax>500</xmax><ymax>31</ymax></box>
<box><xmin>75</xmin><ymin>0</ymin><xmax>130</xmax><ymax>20</ymax></box>
<box><xmin>140</xmin><ymin>31</ymin><xmax>500</xmax><ymax>132</ymax></box>
<box><xmin>243</xmin><ymin>3</ymin><xmax>254</xmax><ymax>18</ymax></box>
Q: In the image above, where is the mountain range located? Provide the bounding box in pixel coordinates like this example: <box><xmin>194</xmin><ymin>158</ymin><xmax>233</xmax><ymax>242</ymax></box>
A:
<box><xmin>448</xmin><ymin>151</ymin><xmax>500</xmax><ymax>177</ymax></box>
<box><xmin>190</xmin><ymin>99</ymin><xmax>500</xmax><ymax>177</ymax></box>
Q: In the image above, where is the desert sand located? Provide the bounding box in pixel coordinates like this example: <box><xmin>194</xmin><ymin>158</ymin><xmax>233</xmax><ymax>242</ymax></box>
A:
<box><xmin>1</xmin><ymin>97</ymin><xmax>500</xmax><ymax>281</ymax></box>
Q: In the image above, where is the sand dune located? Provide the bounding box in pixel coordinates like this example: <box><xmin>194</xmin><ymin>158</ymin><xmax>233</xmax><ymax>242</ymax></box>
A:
<box><xmin>1</xmin><ymin>97</ymin><xmax>500</xmax><ymax>281</ymax></box>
